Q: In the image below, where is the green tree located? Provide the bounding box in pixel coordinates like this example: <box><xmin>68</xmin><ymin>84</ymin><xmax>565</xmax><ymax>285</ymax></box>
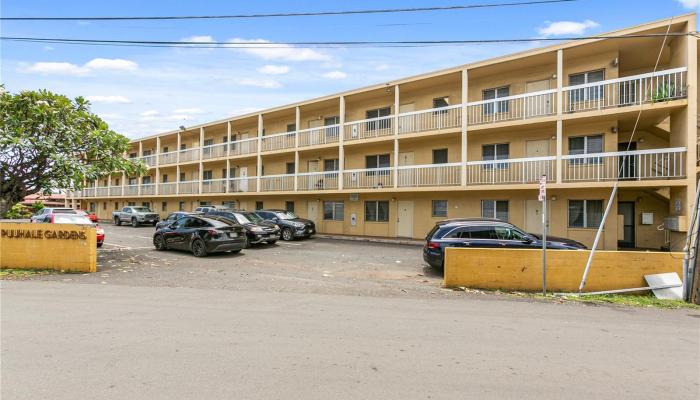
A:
<box><xmin>31</xmin><ymin>200</ymin><xmax>45</xmax><ymax>214</ymax></box>
<box><xmin>0</xmin><ymin>88</ymin><xmax>145</xmax><ymax>210</ymax></box>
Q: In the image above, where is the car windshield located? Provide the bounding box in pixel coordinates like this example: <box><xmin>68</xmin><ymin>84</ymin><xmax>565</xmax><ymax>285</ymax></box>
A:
<box><xmin>132</xmin><ymin>207</ymin><xmax>152</xmax><ymax>212</ymax></box>
<box><xmin>242</xmin><ymin>212</ymin><xmax>263</xmax><ymax>223</ymax></box>
<box><xmin>53</xmin><ymin>214</ymin><xmax>93</xmax><ymax>225</ymax></box>
<box><xmin>233</xmin><ymin>213</ymin><xmax>251</xmax><ymax>224</ymax></box>
<box><xmin>275</xmin><ymin>211</ymin><xmax>298</xmax><ymax>220</ymax></box>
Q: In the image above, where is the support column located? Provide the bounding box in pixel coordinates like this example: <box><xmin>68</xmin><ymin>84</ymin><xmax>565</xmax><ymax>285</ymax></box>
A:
<box><xmin>227</xmin><ymin>121</ymin><xmax>232</xmax><ymax>157</ymax></box>
<box><xmin>339</xmin><ymin>96</ymin><xmax>345</xmax><ymax>190</ymax></box>
<box><xmin>175</xmin><ymin>165</ymin><xmax>180</xmax><ymax>195</ymax></box>
<box><xmin>461</xmin><ymin>69</ymin><xmax>468</xmax><ymax>187</ymax></box>
<box><xmin>155</xmin><ymin>137</ymin><xmax>161</xmax><ymax>195</ymax></box>
<box><xmin>556</xmin><ymin>49</ymin><xmax>564</xmax><ymax>183</ymax></box>
<box><xmin>685</xmin><ymin>18</ymin><xmax>698</xmax><ymax>228</ymax></box>
<box><xmin>257</xmin><ymin>114</ymin><xmax>263</xmax><ymax>192</ymax></box>
<box><xmin>225</xmin><ymin>158</ymin><xmax>230</xmax><ymax>193</ymax></box>
<box><xmin>295</xmin><ymin>106</ymin><xmax>301</xmax><ymax>148</ymax></box>
<box><xmin>199</xmin><ymin>127</ymin><xmax>204</xmax><ymax>195</ymax></box>
<box><xmin>294</xmin><ymin>151</ymin><xmax>300</xmax><ymax>191</ymax></box>
<box><xmin>176</xmin><ymin>132</ymin><xmax>181</xmax><ymax>163</ymax></box>
<box><xmin>107</xmin><ymin>175</ymin><xmax>112</xmax><ymax>198</ymax></box>
<box><xmin>393</xmin><ymin>85</ymin><xmax>400</xmax><ymax>188</ymax></box>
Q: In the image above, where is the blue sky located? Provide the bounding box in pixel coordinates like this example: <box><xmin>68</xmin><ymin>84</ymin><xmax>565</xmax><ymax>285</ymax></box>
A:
<box><xmin>2</xmin><ymin>0</ymin><xmax>698</xmax><ymax>138</ymax></box>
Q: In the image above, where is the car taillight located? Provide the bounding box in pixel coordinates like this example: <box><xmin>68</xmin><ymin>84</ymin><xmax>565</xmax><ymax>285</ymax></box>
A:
<box><xmin>427</xmin><ymin>241</ymin><xmax>440</xmax><ymax>250</ymax></box>
<box><xmin>95</xmin><ymin>225</ymin><xmax>105</xmax><ymax>235</ymax></box>
<box><xmin>50</xmin><ymin>215</ymin><xmax>55</xmax><ymax>223</ymax></box>
<box><xmin>208</xmin><ymin>229</ymin><xmax>220</xmax><ymax>238</ymax></box>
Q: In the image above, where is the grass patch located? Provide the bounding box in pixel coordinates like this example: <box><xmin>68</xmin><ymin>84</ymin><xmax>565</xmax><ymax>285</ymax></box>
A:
<box><xmin>0</xmin><ymin>268</ymin><xmax>55</xmax><ymax>280</ymax></box>
<box><xmin>560</xmin><ymin>293</ymin><xmax>699</xmax><ymax>310</ymax></box>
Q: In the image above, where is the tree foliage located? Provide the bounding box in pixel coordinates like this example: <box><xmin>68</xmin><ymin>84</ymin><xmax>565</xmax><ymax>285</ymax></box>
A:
<box><xmin>0</xmin><ymin>88</ymin><xmax>145</xmax><ymax>208</ymax></box>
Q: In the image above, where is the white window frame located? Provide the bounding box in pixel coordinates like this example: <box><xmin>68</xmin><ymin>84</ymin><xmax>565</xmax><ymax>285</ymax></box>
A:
<box><xmin>481</xmin><ymin>200</ymin><xmax>509</xmax><ymax>221</ymax></box>
<box><xmin>568</xmin><ymin>199</ymin><xmax>603</xmax><ymax>228</ymax></box>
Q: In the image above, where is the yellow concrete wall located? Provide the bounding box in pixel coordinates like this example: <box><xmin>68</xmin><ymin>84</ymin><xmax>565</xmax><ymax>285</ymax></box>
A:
<box><xmin>0</xmin><ymin>222</ymin><xmax>97</xmax><ymax>273</ymax></box>
<box><xmin>468</xmin><ymin>62</ymin><xmax>556</xmax><ymax>101</ymax></box>
<box><xmin>444</xmin><ymin>247</ymin><xmax>682</xmax><ymax>292</ymax></box>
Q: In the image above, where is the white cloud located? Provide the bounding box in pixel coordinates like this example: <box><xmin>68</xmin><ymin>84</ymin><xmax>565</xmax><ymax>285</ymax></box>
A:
<box><xmin>181</xmin><ymin>35</ymin><xmax>215</xmax><ymax>43</ymax></box>
<box><xmin>676</xmin><ymin>0</ymin><xmax>699</xmax><ymax>9</ymax></box>
<box><xmin>322</xmin><ymin>70</ymin><xmax>347</xmax><ymax>79</ymax></box>
<box><xmin>374</xmin><ymin>63</ymin><xmax>390</xmax><ymax>71</ymax></box>
<box><xmin>233</xmin><ymin>78</ymin><xmax>282</xmax><ymax>89</ymax></box>
<box><xmin>84</xmin><ymin>58</ymin><xmax>138</xmax><ymax>71</ymax></box>
<box><xmin>257</xmin><ymin>64</ymin><xmax>290</xmax><ymax>75</ymax></box>
<box><xmin>43</xmin><ymin>46</ymin><xmax>54</xmax><ymax>51</ymax></box>
<box><xmin>172</xmin><ymin>107</ymin><xmax>205</xmax><ymax>114</ymax></box>
<box><xmin>98</xmin><ymin>113</ymin><xmax>123</xmax><ymax>119</ymax></box>
<box><xmin>140</xmin><ymin>110</ymin><xmax>159</xmax><ymax>117</ymax></box>
<box><xmin>227</xmin><ymin>38</ymin><xmax>330</xmax><ymax>61</ymax></box>
<box><xmin>85</xmin><ymin>95</ymin><xmax>131</xmax><ymax>104</ymax></box>
<box><xmin>165</xmin><ymin>114</ymin><xmax>191</xmax><ymax>121</ymax></box>
<box><xmin>538</xmin><ymin>19</ymin><xmax>600</xmax><ymax>37</ymax></box>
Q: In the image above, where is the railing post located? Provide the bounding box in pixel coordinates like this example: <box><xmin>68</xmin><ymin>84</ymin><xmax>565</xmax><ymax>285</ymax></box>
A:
<box><xmin>339</xmin><ymin>96</ymin><xmax>345</xmax><ymax>191</ymax></box>
<box><xmin>556</xmin><ymin>49</ymin><xmax>563</xmax><ymax>183</ymax></box>
<box><xmin>461</xmin><ymin>68</ymin><xmax>468</xmax><ymax>187</ymax></box>
<box><xmin>257</xmin><ymin>114</ymin><xmax>263</xmax><ymax>193</ymax></box>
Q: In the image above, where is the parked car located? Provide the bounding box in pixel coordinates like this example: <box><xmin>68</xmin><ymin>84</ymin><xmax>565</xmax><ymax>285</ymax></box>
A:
<box><xmin>195</xmin><ymin>205</ymin><xmax>231</xmax><ymax>214</ymax></box>
<box><xmin>254</xmin><ymin>209</ymin><xmax>315</xmax><ymax>241</ymax></box>
<box><xmin>155</xmin><ymin>211</ymin><xmax>202</xmax><ymax>230</ymax></box>
<box><xmin>207</xmin><ymin>210</ymin><xmax>280</xmax><ymax>246</ymax></box>
<box><xmin>113</xmin><ymin>206</ymin><xmax>160</xmax><ymax>227</ymax></box>
<box><xmin>423</xmin><ymin>218</ymin><xmax>587</xmax><ymax>269</ymax></box>
<box><xmin>76</xmin><ymin>209</ymin><xmax>98</xmax><ymax>223</ymax></box>
<box><xmin>35</xmin><ymin>213</ymin><xmax>105</xmax><ymax>247</ymax></box>
<box><xmin>152</xmin><ymin>215</ymin><xmax>246</xmax><ymax>257</ymax></box>
<box><xmin>30</xmin><ymin>207</ymin><xmax>76</xmax><ymax>223</ymax></box>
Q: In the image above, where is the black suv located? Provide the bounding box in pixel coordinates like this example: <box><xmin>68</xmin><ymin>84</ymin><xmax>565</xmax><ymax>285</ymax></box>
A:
<box><xmin>423</xmin><ymin>218</ymin><xmax>586</xmax><ymax>269</ymax></box>
<box><xmin>207</xmin><ymin>210</ymin><xmax>280</xmax><ymax>246</ymax></box>
<box><xmin>254</xmin><ymin>209</ymin><xmax>315</xmax><ymax>241</ymax></box>
<box><xmin>153</xmin><ymin>215</ymin><xmax>246</xmax><ymax>257</ymax></box>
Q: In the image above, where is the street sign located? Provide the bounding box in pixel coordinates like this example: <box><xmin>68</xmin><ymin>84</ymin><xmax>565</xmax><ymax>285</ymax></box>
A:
<box><xmin>538</xmin><ymin>175</ymin><xmax>547</xmax><ymax>202</ymax></box>
<box><xmin>540</xmin><ymin>174</ymin><xmax>547</xmax><ymax>295</ymax></box>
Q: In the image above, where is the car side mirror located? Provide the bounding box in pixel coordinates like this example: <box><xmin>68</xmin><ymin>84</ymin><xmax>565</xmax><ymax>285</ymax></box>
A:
<box><xmin>522</xmin><ymin>237</ymin><xmax>534</xmax><ymax>244</ymax></box>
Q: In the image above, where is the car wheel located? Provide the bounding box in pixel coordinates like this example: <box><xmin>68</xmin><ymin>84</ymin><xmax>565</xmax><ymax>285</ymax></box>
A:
<box><xmin>114</xmin><ymin>217</ymin><xmax>121</xmax><ymax>226</ymax></box>
<box><xmin>267</xmin><ymin>240</ymin><xmax>277</xmax><ymax>245</ymax></box>
<box><xmin>153</xmin><ymin>234</ymin><xmax>167</xmax><ymax>250</ymax></box>
<box><xmin>230</xmin><ymin>249</ymin><xmax>241</xmax><ymax>254</ymax></box>
<box><xmin>97</xmin><ymin>242</ymin><xmax>103</xmax><ymax>248</ymax></box>
<box><xmin>131</xmin><ymin>218</ymin><xmax>139</xmax><ymax>227</ymax></box>
<box><xmin>244</xmin><ymin>239</ymin><xmax>252</xmax><ymax>249</ymax></box>
<box><xmin>152</xmin><ymin>222</ymin><xmax>157</xmax><ymax>227</ymax></box>
<box><xmin>281</xmin><ymin>228</ymin><xmax>294</xmax><ymax>241</ymax></box>
<box><xmin>191</xmin><ymin>239</ymin><xmax>207</xmax><ymax>257</ymax></box>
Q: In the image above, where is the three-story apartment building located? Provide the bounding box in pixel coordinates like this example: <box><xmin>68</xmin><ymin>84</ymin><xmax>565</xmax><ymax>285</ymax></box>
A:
<box><xmin>77</xmin><ymin>14</ymin><xmax>698</xmax><ymax>251</ymax></box>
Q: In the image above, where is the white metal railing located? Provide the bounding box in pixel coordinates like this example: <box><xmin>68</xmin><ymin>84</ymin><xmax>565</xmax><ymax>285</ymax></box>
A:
<box><xmin>229</xmin><ymin>137</ymin><xmax>258</xmax><ymax>156</ymax></box>
<box><xmin>109</xmin><ymin>187</ymin><xmax>122</xmax><ymax>197</ymax></box>
<box><xmin>159</xmin><ymin>151</ymin><xmax>177</xmax><ymax>165</ymax></box>
<box><xmin>344</xmin><ymin>115</ymin><xmax>394</xmax><ymax>141</ymax></box>
<box><xmin>398</xmin><ymin>105</ymin><xmax>462</xmax><ymax>134</ymax></box>
<box><xmin>178</xmin><ymin>181</ymin><xmax>199</xmax><ymax>194</ymax></box>
<box><xmin>298</xmin><ymin>125</ymin><xmax>341</xmax><ymax>147</ymax></box>
<box><xmin>343</xmin><ymin>167</ymin><xmax>393</xmax><ymax>189</ymax></box>
<box><xmin>561</xmin><ymin>148</ymin><xmax>686</xmax><ymax>182</ymax></box>
<box><xmin>260</xmin><ymin>174</ymin><xmax>295</xmax><ymax>192</ymax></box>
<box><xmin>228</xmin><ymin>176</ymin><xmax>256</xmax><ymax>192</ymax></box>
<box><xmin>202</xmin><ymin>143</ymin><xmax>227</xmax><ymax>160</ymax></box>
<box><xmin>261</xmin><ymin>131</ymin><xmax>296</xmax><ymax>152</ymax></box>
<box><xmin>466</xmin><ymin>156</ymin><xmax>557</xmax><ymax>185</ymax></box>
<box><xmin>82</xmin><ymin>188</ymin><xmax>95</xmax><ymax>197</ymax></box>
<box><xmin>124</xmin><ymin>185</ymin><xmax>139</xmax><ymax>196</ymax></box>
<box><xmin>563</xmin><ymin>67</ymin><xmax>687</xmax><ymax>113</ymax></box>
<box><xmin>178</xmin><ymin>148</ymin><xmax>200</xmax><ymax>163</ymax></box>
<box><xmin>397</xmin><ymin>163</ymin><xmax>462</xmax><ymax>187</ymax></box>
<box><xmin>202</xmin><ymin>179</ymin><xmax>227</xmax><ymax>193</ymax></box>
<box><xmin>297</xmin><ymin>171</ymin><xmax>339</xmax><ymax>190</ymax></box>
<box><xmin>141</xmin><ymin>184</ymin><xmax>155</xmax><ymax>195</ymax></box>
<box><xmin>141</xmin><ymin>155</ymin><xmax>156</xmax><ymax>167</ymax></box>
<box><xmin>467</xmin><ymin>89</ymin><xmax>557</xmax><ymax>125</ymax></box>
<box><xmin>95</xmin><ymin>187</ymin><xmax>109</xmax><ymax>196</ymax></box>
<box><xmin>159</xmin><ymin>182</ymin><xmax>177</xmax><ymax>195</ymax></box>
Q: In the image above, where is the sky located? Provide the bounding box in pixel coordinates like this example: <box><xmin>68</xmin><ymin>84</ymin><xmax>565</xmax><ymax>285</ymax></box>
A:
<box><xmin>1</xmin><ymin>0</ymin><xmax>698</xmax><ymax>139</ymax></box>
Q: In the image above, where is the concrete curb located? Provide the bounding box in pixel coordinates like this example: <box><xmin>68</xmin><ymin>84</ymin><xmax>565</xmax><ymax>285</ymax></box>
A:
<box><xmin>315</xmin><ymin>234</ymin><xmax>423</xmax><ymax>246</ymax></box>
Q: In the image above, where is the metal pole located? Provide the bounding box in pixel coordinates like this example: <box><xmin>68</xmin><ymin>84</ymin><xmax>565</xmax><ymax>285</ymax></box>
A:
<box><xmin>681</xmin><ymin>179</ymin><xmax>700</xmax><ymax>301</ymax></box>
<box><xmin>578</xmin><ymin>183</ymin><xmax>618</xmax><ymax>293</ymax></box>
<box><xmin>542</xmin><ymin>193</ymin><xmax>547</xmax><ymax>296</ymax></box>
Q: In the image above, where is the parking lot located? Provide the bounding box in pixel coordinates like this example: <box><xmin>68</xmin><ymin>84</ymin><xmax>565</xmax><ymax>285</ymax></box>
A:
<box><xmin>30</xmin><ymin>224</ymin><xmax>449</xmax><ymax>298</ymax></box>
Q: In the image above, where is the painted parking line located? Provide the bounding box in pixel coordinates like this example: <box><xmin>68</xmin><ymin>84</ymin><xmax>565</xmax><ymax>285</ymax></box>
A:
<box><xmin>100</xmin><ymin>246</ymin><xmax>153</xmax><ymax>252</ymax></box>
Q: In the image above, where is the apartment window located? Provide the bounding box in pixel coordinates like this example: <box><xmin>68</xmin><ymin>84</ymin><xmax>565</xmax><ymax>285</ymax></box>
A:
<box><xmin>568</xmin><ymin>69</ymin><xmax>605</xmax><ymax>103</ymax></box>
<box><xmin>324</xmin><ymin>201</ymin><xmax>344</xmax><ymax>221</ymax></box>
<box><xmin>323</xmin><ymin>116</ymin><xmax>340</xmax><ymax>139</ymax></box>
<box><xmin>365</xmin><ymin>107</ymin><xmax>392</xmax><ymax>131</ymax></box>
<box><xmin>221</xmin><ymin>136</ymin><xmax>229</xmax><ymax>152</ymax></box>
<box><xmin>114</xmin><ymin>202</ymin><xmax>119</xmax><ymax>210</ymax></box>
<box><xmin>203</xmin><ymin>139</ymin><xmax>214</xmax><ymax>156</ymax></box>
<box><xmin>432</xmin><ymin>149</ymin><xmax>448</xmax><ymax>164</ymax></box>
<box><xmin>483</xmin><ymin>86</ymin><xmax>510</xmax><ymax>114</ymax></box>
<box><xmin>143</xmin><ymin>150</ymin><xmax>152</xmax><ymax>156</ymax></box>
<box><xmin>162</xmin><ymin>174</ymin><xmax>168</xmax><ymax>183</ymax></box>
<box><xmin>199</xmin><ymin>201</ymin><xmax>211</xmax><ymax>206</ymax></box>
<box><xmin>128</xmin><ymin>202</ymin><xmax>136</xmax><ymax>206</ymax></box>
<box><xmin>286</xmin><ymin>162</ymin><xmax>295</xmax><ymax>175</ymax></box>
<box><xmin>324</xmin><ymin>159</ymin><xmax>339</xmax><ymax>171</ymax></box>
<box><xmin>203</xmin><ymin>170</ymin><xmax>212</xmax><ymax>181</ymax></box>
<box><xmin>285</xmin><ymin>201</ymin><xmax>295</xmax><ymax>213</ymax></box>
<box><xmin>482</xmin><ymin>143</ymin><xmax>509</xmax><ymax>169</ymax></box>
<box><xmin>222</xmin><ymin>201</ymin><xmax>236</xmax><ymax>209</ymax></box>
<box><xmin>568</xmin><ymin>135</ymin><xmax>603</xmax><ymax>164</ymax></box>
<box><xmin>366</xmin><ymin>154</ymin><xmax>391</xmax><ymax>169</ymax></box>
<box><xmin>128</xmin><ymin>177</ymin><xmax>137</xmax><ymax>185</ymax></box>
<box><xmin>114</xmin><ymin>178</ymin><xmax>119</xmax><ymax>186</ymax></box>
<box><xmin>481</xmin><ymin>200</ymin><xmax>509</xmax><ymax>221</ymax></box>
<box><xmin>129</xmin><ymin>152</ymin><xmax>137</xmax><ymax>159</ymax></box>
<box><xmin>180</xmin><ymin>143</ymin><xmax>187</xmax><ymax>150</ymax></box>
<box><xmin>142</xmin><ymin>202</ymin><xmax>150</xmax><ymax>208</ymax></box>
<box><xmin>178</xmin><ymin>201</ymin><xmax>185</xmax><ymax>211</ymax></box>
<box><xmin>88</xmin><ymin>202</ymin><xmax>96</xmax><ymax>212</ymax></box>
<box><xmin>161</xmin><ymin>202</ymin><xmax>168</xmax><ymax>212</ymax></box>
<box><xmin>163</xmin><ymin>146</ymin><xmax>169</xmax><ymax>153</ymax></box>
<box><xmin>179</xmin><ymin>172</ymin><xmax>186</xmax><ymax>182</ymax></box>
<box><xmin>432</xmin><ymin>200</ymin><xmax>448</xmax><ymax>217</ymax></box>
<box><xmin>255</xmin><ymin>201</ymin><xmax>264</xmax><ymax>210</ymax></box>
<box><xmin>286</xmin><ymin>123</ymin><xmax>296</xmax><ymax>132</ymax></box>
<box><xmin>142</xmin><ymin>176</ymin><xmax>151</xmax><ymax>185</ymax></box>
<box><xmin>568</xmin><ymin>200</ymin><xmax>603</xmax><ymax>228</ymax></box>
<box><xmin>365</xmin><ymin>201</ymin><xmax>389</xmax><ymax>222</ymax></box>
<box><xmin>102</xmin><ymin>202</ymin><xmax>107</xmax><ymax>210</ymax></box>
<box><xmin>432</xmin><ymin>96</ymin><xmax>450</xmax><ymax>114</ymax></box>
<box><xmin>221</xmin><ymin>168</ymin><xmax>228</xmax><ymax>179</ymax></box>
<box><xmin>203</xmin><ymin>139</ymin><xmax>214</xmax><ymax>147</ymax></box>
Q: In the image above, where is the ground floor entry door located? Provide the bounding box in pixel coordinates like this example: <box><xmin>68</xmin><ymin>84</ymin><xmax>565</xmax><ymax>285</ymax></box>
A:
<box><xmin>307</xmin><ymin>201</ymin><xmax>318</xmax><ymax>224</ymax></box>
<box><xmin>525</xmin><ymin>199</ymin><xmax>550</xmax><ymax>235</ymax></box>
<box><xmin>618</xmin><ymin>201</ymin><xmax>635</xmax><ymax>248</ymax></box>
<box><xmin>397</xmin><ymin>200</ymin><xmax>414</xmax><ymax>238</ymax></box>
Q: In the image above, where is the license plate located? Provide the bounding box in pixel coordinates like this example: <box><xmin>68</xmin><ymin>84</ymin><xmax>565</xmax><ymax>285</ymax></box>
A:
<box><xmin>228</xmin><ymin>232</ymin><xmax>238</xmax><ymax>238</ymax></box>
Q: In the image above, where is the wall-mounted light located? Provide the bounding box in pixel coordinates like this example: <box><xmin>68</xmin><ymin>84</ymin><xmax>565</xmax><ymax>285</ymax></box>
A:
<box><xmin>612</xmin><ymin>57</ymin><xmax>619</xmax><ymax>67</ymax></box>
<box><xmin>551</xmin><ymin>74</ymin><xmax>557</xmax><ymax>80</ymax></box>
<box><xmin>639</xmin><ymin>137</ymin><xmax>645</xmax><ymax>143</ymax></box>
<box><xmin>611</xmin><ymin>127</ymin><xmax>618</xmax><ymax>134</ymax></box>
<box><xmin>551</xmin><ymin>195</ymin><xmax>557</xmax><ymax>201</ymax></box>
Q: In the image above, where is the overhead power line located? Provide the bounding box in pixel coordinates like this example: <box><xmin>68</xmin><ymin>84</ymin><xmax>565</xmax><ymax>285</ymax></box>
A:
<box><xmin>0</xmin><ymin>0</ymin><xmax>575</xmax><ymax>21</ymax></box>
<box><xmin>0</xmin><ymin>33</ymin><xmax>690</xmax><ymax>49</ymax></box>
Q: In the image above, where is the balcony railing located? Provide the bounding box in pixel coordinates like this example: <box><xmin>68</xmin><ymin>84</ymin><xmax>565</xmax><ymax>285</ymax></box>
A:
<box><xmin>178</xmin><ymin>181</ymin><xmax>199</xmax><ymax>194</ymax></box>
<box><xmin>141</xmin><ymin>155</ymin><xmax>156</xmax><ymax>167</ymax></box>
<box><xmin>202</xmin><ymin>143</ymin><xmax>227</xmax><ymax>160</ymax></box>
<box><xmin>344</xmin><ymin>115</ymin><xmax>394</xmax><ymax>142</ymax></box>
<box><xmin>261</xmin><ymin>132</ymin><xmax>296</xmax><ymax>152</ymax></box>
<box><xmin>260</xmin><ymin>174</ymin><xmax>295</xmax><ymax>192</ymax></box>
<box><xmin>202</xmin><ymin>179</ymin><xmax>227</xmax><ymax>194</ymax></box>
<box><xmin>467</xmin><ymin>89</ymin><xmax>557</xmax><ymax>126</ymax></box>
<box><xmin>159</xmin><ymin>151</ymin><xmax>177</xmax><ymax>165</ymax></box>
<box><xmin>466</xmin><ymin>156</ymin><xmax>557</xmax><ymax>185</ymax></box>
<box><xmin>159</xmin><ymin>182</ymin><xmax>177</xmax><ymax>195</ymax></box>
<box><xmin>179</xmin><ymin>148</ymin><xmax>200</xmax><ymax>163</ymax></box>
<box><xmin>95</xmin><ymin>187</ymin><xmax>109</xmax><ymax>197</ymax></box>
<box><xmin>561</xmin><ymin>147</ymin><xmax>686</xmax><ymax>182</ymax></box>
<box><xmin>141</xmin><ymin>184</ymin><xmax>155</xmax><ymax>195</ymax></box>
<box><xmin>297</xmin><ymin>171</ymin><xmax>339</xmax><ymax>190</ymax></box>
<box><xmin>398</xmin><ymin>105</ymin><xmax>462</xmax><ymax>135</ymax></box>
<box><xmin>228</xmin><ymin>176</ymin><xmax>256</xmax><ymax>192</ymax></box>
<box><xmin>563</xmin><ymin>67</ymin><xmax>687</xmax><ymax>113</ymax></box>
<box><xmin>109</xmin><ymin>187</ymin><xmax>122</xmax><ymax>197</ymax></box>
<box><xmin>397</xmin><ymin>163</ymin><xmax>462</xmax><ymax>187</ymax></box>
<box><xmin>298</xmin><ymin>125</ymin><xmax>341</xmax><ymax>147</ymax></box>
<box><xmin>83</xmin><ymin>188</ymin><xmax>95</xmax><ymax>197</ymax></box>
<box><xmin>229</xmin><ymin>138</ymin><xmax>258</xmax><ymax>157</ymax></box>
<box><xmin>343</xmin><ymin>167</ymin><xmax>393</xmax><ymax>189</ymax></box>
<box><xmin>124</xmin><ymin>185</ymin><xmax>139</xmax><ymax>196</ymax></box>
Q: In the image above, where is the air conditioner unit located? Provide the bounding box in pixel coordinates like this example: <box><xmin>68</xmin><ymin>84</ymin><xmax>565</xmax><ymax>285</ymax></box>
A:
<box><xmin>664</xmin><ymin>216</ymin><xmax>688</xmax><ymax>232</ymax></box>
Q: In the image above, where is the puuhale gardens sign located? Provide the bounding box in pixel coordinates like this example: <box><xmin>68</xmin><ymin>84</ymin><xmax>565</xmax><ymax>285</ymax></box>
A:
<box><xmin>1</xmin><ymin>228</ymin><xmax>88</xmax><ymax>240</ymax></box>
